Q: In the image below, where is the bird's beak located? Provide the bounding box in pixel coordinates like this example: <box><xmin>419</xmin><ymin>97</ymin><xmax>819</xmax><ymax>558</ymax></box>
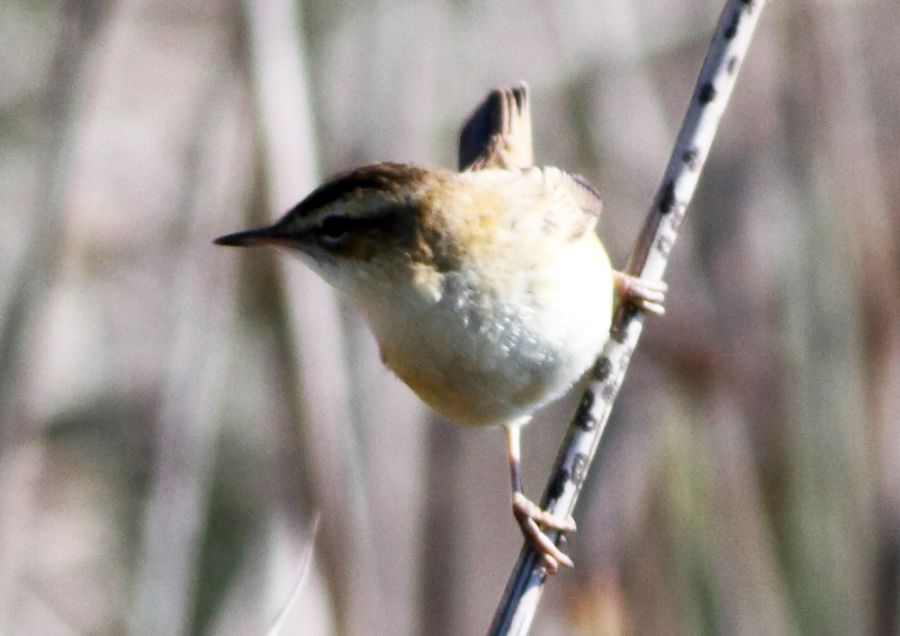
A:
<box><xmin>213</xmin><ymin>226</ymin><xmax>278</xmax><ymax>247</ymax></box>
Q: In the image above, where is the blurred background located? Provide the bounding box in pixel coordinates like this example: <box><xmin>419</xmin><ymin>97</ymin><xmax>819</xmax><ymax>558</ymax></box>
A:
<box><xmin>1</xmin><ymin>0</ymin><xmax>898</xmax><ymax>634</ymax></box>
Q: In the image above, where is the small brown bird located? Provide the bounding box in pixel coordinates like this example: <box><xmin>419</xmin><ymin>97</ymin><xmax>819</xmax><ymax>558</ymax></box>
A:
<box><xmin>215</xmin><ymin>84</ymin><xmax>664</xmax><ymax>572</ymax></box>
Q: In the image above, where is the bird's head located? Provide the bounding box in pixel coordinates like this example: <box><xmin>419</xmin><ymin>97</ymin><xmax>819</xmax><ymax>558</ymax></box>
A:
<box><xmin>214</xmin><ymin>163</ymin><xmax>458</xmax><ymax>291</ymax></box>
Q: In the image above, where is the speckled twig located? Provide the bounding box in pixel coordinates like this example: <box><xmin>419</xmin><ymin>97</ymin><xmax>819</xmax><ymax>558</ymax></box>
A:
<box><xmin>488</xmin><ymin>1</ymin><xmax>768</xmax><ymax>634</ymax></box>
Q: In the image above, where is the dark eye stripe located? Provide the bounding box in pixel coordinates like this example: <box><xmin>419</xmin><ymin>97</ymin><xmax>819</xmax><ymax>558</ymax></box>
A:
<box><xmin>318</xmin><ymin>215</ymin><xmax>358</xmax><ymax>238</ymax></box>
<box><xmin>314</xmin><ymin>205</ymin><xmax>413</xmax><ymax>241</ymax></box>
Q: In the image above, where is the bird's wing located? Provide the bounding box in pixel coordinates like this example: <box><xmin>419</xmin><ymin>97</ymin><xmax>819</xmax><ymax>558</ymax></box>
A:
<box><xmin>536</xmin><ymin>168</ymin><xmax>603</xmax><ymax>244</ymax></box>
<box><xmin>561</xmin><ymin>171</ymin><xmax>603</xmax><ymax>218</ymax></box>
<box><xmin>458</xmin><ymin>82</ymin><xmax>534</xmax><ymax>171</ymax></box>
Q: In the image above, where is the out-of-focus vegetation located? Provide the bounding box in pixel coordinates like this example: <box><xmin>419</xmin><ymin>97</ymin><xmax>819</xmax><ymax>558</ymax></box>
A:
<box><xmin>1</xmin><ymin>1</ymin><xmax>898</xmax><ymax>635</ymax></box>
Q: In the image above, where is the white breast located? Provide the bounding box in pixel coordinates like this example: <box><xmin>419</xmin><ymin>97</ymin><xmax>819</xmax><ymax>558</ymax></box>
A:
<box><xmin>357</xmin><ymin>233</ymin><xmax>614</xmax><ymax>427</ymax></box>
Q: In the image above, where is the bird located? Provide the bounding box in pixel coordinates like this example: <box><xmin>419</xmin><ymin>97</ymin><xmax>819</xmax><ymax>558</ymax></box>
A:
<box><xmin>214</xmin><ymin>83</ymin><xmax>665</xmax><ymax>572</ymax></box>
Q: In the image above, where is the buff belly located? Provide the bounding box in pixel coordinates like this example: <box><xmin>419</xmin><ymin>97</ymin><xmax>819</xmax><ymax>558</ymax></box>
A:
<box><xmin>366</xmin><ymin>237</ymin><xmax>614</xmax><ymax>427</ymax></box>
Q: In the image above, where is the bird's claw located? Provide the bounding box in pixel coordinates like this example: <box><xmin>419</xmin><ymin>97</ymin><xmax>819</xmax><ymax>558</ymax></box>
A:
<box><xmin>512</xmin><ymin>492</ymin><xmax>576</xmax><ymax>574</ymax></box>
<box><xmin>614</xmin><ymin>272</ymin><xmax>668</xmax><ymax>316</ymax></box>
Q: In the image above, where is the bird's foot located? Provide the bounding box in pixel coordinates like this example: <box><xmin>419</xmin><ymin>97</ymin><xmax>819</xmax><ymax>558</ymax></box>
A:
<box><xmin>614</xmin><ymin>272</ymin><xmax>668</xmax><ymax>316</ymax></box>
<box><xmin>512</xmin><ymin>492</ymin><xmax>576</xmax><ymax>574</ymax></box>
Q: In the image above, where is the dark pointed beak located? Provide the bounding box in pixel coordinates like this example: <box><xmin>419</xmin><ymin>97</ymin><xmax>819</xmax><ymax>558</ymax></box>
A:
<box><xmin>213</xmin><ymin>226</ymin><xmax>277</xmax><ymax>247</ymax></box>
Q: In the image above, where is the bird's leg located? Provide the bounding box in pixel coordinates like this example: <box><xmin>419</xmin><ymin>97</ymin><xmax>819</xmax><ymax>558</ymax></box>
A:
<box><xmin>503</xmin><ymin>423</ymin><xmax>576</xmax><ymax>574</ymax></box>
<box><xmin>613</xmin><ymin>271</ymin><xmax>668</xmax><ymax>316</ymax></box>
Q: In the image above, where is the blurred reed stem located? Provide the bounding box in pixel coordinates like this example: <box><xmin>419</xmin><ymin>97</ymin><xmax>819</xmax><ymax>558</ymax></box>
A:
<box><xmin>240</xmin><ymin>0</ymin><xmax>387</xmax><ymax>633</ymax></box>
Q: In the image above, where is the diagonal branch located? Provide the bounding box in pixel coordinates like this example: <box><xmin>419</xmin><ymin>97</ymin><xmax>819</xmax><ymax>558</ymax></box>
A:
<box><xmin>488</xmin><ymin>1</ymin><xmax>768</xmax><ymax>634</ymax></box>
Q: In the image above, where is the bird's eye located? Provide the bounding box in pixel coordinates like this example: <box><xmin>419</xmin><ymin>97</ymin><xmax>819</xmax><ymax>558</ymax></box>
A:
<box><xmin>317</xmin><ymin>216</ymin><xmax>351</xmax><ymax>245</ymax></box>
